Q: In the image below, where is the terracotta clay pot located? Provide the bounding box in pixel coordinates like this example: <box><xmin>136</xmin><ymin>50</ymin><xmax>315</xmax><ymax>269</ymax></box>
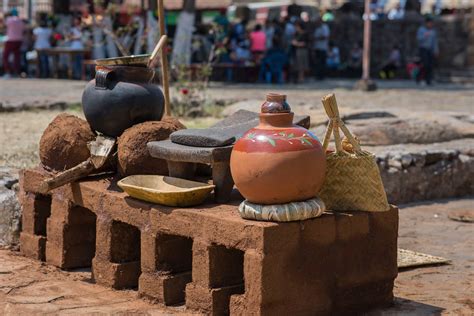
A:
<box><xmin>230</xmin><ymin>93</ymin><xmax>326</xmax><ymax>205</ymax></box>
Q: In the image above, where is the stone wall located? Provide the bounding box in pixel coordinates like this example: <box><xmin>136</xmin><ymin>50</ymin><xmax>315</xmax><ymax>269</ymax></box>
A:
<box><xmin>368</xmin><ymin>139</ymin><xmax>474</xmax><ymax>205</ymax></box>
<box><xmin>328</xmin><ymin>13</ymin><xmax>471</xmax><ymax>71</ymax></box>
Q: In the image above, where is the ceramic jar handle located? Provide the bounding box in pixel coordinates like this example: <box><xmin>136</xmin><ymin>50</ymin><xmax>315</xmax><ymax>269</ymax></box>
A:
<box><xmin>95</xmin><ymin>68</ymin><xmax>114</xmax><ymax>90</ymax></box>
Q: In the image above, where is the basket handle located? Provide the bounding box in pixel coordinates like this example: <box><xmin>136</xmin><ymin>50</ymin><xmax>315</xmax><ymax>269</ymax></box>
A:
<box><xmin>321</xmin><ymin>94</ymin><xmax>362</xmax><ymax>154</ymax></box>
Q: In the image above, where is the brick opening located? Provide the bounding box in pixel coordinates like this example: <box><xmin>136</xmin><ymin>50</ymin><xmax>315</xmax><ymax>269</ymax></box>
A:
<box><xmin>156</xmin><ymin>234</ymin><xmax>193</xmax><ymax>274</ymax></box>
<box><xmin>209</xmin><ymin>245</ymin><xmax>245</xmax><ymax>289</ymax></box>
<box><xmin>70</xmin><ymin>206</ymin><xmax>96</xmax><ymax>266</ymax></box>
<box><xmin>111</xmin><ymin>221</ymin><xmax>141</xmax><ymax>264</ymax></box>
<box><xmin>34</xmin><ymin>195</ymin><xmax>51</xmax><ymax>236</ymax></box>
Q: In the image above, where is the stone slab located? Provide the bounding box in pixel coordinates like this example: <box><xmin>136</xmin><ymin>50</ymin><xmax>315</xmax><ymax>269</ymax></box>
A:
<box><xmin>169</xmin><ymin>110</ymin><xmax>310</xmax><ymax>148</ymax></box>
<box><xmin>147</xmin><ymin>141</ymin><xmax>233</xmax><ymax>164</ymax></box>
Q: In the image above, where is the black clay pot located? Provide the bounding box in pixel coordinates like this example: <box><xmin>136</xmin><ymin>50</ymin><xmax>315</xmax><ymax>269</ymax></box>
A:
<box><xmin>82</xmin><ymin>65</ymin><xmax>165</xmax><ymax>137</ymax></box>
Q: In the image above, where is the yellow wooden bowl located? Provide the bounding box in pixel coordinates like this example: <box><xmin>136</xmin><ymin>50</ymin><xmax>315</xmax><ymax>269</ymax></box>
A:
<box><xmin>118</xmin><ymin>175</ymin><xmax>215</xmax><ymax>207</ymax></box>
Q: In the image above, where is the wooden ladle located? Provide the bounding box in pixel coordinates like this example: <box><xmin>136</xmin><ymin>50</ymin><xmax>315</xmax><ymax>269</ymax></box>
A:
<box><xmin>148</xmin><ymin>34</ymin><xmax>168</xmax><ymax>69</ymax></box>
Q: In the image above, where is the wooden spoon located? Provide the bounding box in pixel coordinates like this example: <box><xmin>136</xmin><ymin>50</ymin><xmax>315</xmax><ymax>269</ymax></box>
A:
<box><xmin>148</xmin><ymin>34</ymin><xmax>168</xmax><ymax>69</ymax></box>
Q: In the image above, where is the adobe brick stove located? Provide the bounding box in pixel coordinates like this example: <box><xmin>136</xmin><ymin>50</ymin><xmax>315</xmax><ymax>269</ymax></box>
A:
<box><xmin>19</xmin><ymin>167</ymin><xmax>398</xmax><ymax>315</ymax></box>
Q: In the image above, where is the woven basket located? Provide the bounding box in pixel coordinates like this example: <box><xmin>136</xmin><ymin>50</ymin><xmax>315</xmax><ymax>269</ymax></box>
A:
<box><xmin>318</xmin><ymin>94</ymin><xmax>389</xmax><ymax>212</ymax></box>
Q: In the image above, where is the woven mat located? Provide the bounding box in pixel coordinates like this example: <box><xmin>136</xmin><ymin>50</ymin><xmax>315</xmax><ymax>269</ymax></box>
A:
<box><xmin>398</xmin><ymin>248</ymin><xmax>450</xmax><ymax>269</ymax></box>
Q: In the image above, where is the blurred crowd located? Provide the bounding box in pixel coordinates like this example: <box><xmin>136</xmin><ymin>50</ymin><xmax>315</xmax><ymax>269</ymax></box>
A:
<box><xmin>207</xmin><ymin>10</ymin><xmax>365</xmax><ymax>84</ymax></box>
<box><xmin>1</xmin><ymin>1</ymin><xmax>440</xmax><ymax>85</ymax></box>
<box><xmin>1</xmin><ymin>9</ymin><xmax>86</xmax><ymax>79</ymax></box>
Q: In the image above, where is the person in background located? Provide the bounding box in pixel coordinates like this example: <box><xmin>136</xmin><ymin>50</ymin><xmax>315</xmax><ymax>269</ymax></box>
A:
<box><xmin>69</xmin><ymin>16</ymin><xmax>84</xmax><ymax>80</ymax></box>
<box><xmin>291</xmin><ymin>21</ymin><xmax>309</xmax><ymax>83</ymax></box>
<box><xmin>213</xmin><ymin>9</ymin><xmax>229</xmax><ymax>36</ymax></box>
<box><xmin>259</xmin><ymin>37</ymin><xmax>287</xmax><ymax>84</ymax></box>
<box><xmin>249</xmin><ymin>24</ymin><xmax>266</xmax><ymax>62</ymax></box>
<box><xmin>33</xmin><ymin>18</ymin><xmax>53</xmax><ymax>78</ymax></box>
<box><xmin>287</xmin><ymin>0</ymin><xmax>302</xmax><ymax>19</ymax></box>
<box><xmin>326</xmin><ymin>41</ymin><xmax>340</xmax><ymax>70</ymax></box>
<box><xmin>312</xmin><ymin>17</ymin><xmax>330</xmax><ymax>80</ymax></box>
<box><xmin>20</xmin><ymin>20</ymin><xmax>33</xmax><ymax>77</ymax></box>
<box><xmin>282</xmin><ymin>17</ymin><xmax>296</xmax><ymax>54</ymax></box>
<box><xmin>322</xmin><ymin>10</ymin><xmax>335</xmax><ymax>22</ymax></box>
<box><xmin>379</xmin><ymin>44</ymin><xmax>402</xmax><ymax>79</ymax></box>
<box><xmin>388</xmin><ymin>3</ymin><xmax>405</xmax><ymax>20</ymax></box>
<box><xmin>406</xmin><ymin>56</ymin><xmax>424</xmax><ymax>83</ymax></box>
<box><xmin>346</xmin><ymin>41</ymin><xmax>363</xmax><ymax>76</ymax></box>
<box><xmin>416</xmin><ymin>16</ymin><xmax>438</xmax><ymax>85</ymax></box>
<box><xmin>2</xmin><ymin>9</ymin><xmax>25</xmax><ymax>78</ymax></box>
<box><xmin>265</xmin><ymin>19</ymin><xmax>276</xmax><ymax>50</ymax></box>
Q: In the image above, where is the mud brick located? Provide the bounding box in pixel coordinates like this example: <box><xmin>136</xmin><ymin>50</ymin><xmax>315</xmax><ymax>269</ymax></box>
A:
<box><xmin>334</xmin><ymin>211</ymin><xmax>370</xmax><ymax>241</ymax></box>
<box><xmin>140</xmin><ymin>229</ymin><xmax>157</xmax><ymax>273</ymax></box>
<box><xmin>20</xmin><ymin>168</ymin><xmax>75</xmax><ymax>199</ymax></box>
<box><xmin>21</xmin><ymin>193</ymin><xmax>51</xmax><ymax>236</ymax></box>
<box><xmin>186</xmin><ymin>283</ymin><xmax>244</xmax><ymax>316</ymax></box>
<box><xmin>20</xmin><ymin>232</ymin><xmax>46</xmax><ymax>261</ymax></box>
<box><xmin>367</xmin><ymin>206</ymin><xmax>399</xmax><ymax>281</ymax></box>
<box><xmin>50</xmin><ymin>197</ymin><xmax>97</xmax><ymax>225</ymax></box>
<box><xmin>333</xmin><ymin>279</ymin><xmax>395</xmax><ymax>314</ymax></box>
<box><xmin>20</xmin><ymin>168</ymin><xmax>399</xmax><ymax>315</ymax></box>
<box><xmin>92</xmin><ymin>258</ymin><xmax>141</xmax><ymax>289</ymax></box>
<box><xmin>46</xmin><ymin>242</ymin><xmax>96</xmax><ymax>268</ymax></box>
<box><xmin>45</xmin><ymin>197</ymin><xmax>96</xmax><ymax>269</ymax></box>
<box><xmin>139</xmin><ymin>272</ymin><xmax>192</xmax><ymax>305</ymax></box>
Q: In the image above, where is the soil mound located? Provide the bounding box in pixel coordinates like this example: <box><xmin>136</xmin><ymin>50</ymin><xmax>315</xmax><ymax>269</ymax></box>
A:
<box><xmin>39</xmin><ymin>114</ymin><xmax>95</xmax><ymax>171</ymax></box>
<box><xmin>118</xmin><ymin>118</ymin><xmax>185</xmax><ymax>176</ymax></box>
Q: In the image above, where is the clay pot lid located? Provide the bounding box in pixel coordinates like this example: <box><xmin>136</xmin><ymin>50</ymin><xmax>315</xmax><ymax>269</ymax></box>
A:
<box><xmin>262</xmin><ymin>93</ymin><xmax>291</xmax><ymax>114</ymax></box>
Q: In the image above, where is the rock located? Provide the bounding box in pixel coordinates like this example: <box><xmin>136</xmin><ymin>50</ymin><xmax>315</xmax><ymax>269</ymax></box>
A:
<box><xmin>347</xmin><ymin>116</ymin><xmax>474</xmax><ymax>146</ymax></box>
<box><xmin>0</xmin><ymin>188</ymin><xmax>21</xmax><ymax>247</ymax></box>
<box><xmin>0</xmin><ymin>167</ymin><xmax>19</xmax><ymax>189</ymax></box>
<box><xmin>412</xmin><ymin>153</ymin><xmax>427</xmax><ymax>167</ymax></box>
<box><xmin>171</xmin><ymin>129</ymin><xmax>235</xmax><ymax>147</ymax></box>
<box><xmin>118</xmin><ymin>119</ymin><xmax>185</xmax><ymax>177</ymax></box>
<box><xmin>0</xmin><ymin>168</ymin><xmax>21</xmax><ymax>248</ymax></box>
<box><xmin>401</xmin><ymin>154</ymin><xmax>413</xmax><ymax>168</ymax></box>
<box><xmin>388</xmin><ymin>158</ymin><xmax>402</xmax><ymax>170</ymax></box>
<box><xmin>39</xmin><ymin>113</ymin><xmax>96</xmax><ymax>171</ymax></box>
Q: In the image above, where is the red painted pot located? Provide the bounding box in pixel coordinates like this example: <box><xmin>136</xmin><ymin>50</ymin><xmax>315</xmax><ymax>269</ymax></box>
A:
<box><xmin>230</xmin><ymin>94</ymin><xmax>326</xmax><ymax>205</ymax></box>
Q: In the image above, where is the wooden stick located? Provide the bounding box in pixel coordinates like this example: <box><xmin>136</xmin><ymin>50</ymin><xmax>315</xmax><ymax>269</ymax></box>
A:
<box><xmin>38</xmin><ymin>160</ymin><xmax>95</xmax><ymax>194</ymax></box>
<box><xmin>38</xmin><ymin>136</ymin><xmax>116</xmax><ymax>194</ymax></box>
<box><xmin>158</xmin><ymin>0</ymin><xmax>171</xmax><ymax>116</ymax></box>
<box><xmin>148</xmin><ymin>35</ymin><xmax>167</xmax><ymax>68</ymax></box>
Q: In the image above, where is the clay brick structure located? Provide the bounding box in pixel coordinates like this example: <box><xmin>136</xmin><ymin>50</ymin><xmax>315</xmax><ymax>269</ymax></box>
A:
<box><xmin>19</xmin><ymin>167</ymin><xmax>398</xmax><ymax>315</ymax></box>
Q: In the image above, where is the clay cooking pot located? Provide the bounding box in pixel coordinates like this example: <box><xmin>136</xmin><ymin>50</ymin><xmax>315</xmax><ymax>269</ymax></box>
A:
<box><xmin>82</xmin><ymin>64</ymin><xmax>165</xmax><ymax>137</ymax></box>
<box><xmin>230</xmin><ymin>94</ymin><xmax>326</xmax><ymax>205</ymax></box>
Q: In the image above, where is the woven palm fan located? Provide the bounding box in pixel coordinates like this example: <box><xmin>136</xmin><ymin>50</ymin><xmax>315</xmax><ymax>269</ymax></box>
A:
<box><xmin>319</xmin><ymin>94</ymin><xmax>389</xmax><ymax>212</ymax></box>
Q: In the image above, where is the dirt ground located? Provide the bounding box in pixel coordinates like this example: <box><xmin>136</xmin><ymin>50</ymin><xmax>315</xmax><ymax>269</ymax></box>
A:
<box><xmin>1</xmin><ymin>198</ymin><xmax>472</xmax><ymax>315</ymax></box>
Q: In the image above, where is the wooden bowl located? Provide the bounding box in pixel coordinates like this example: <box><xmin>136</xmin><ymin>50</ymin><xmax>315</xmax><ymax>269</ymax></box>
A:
<box><xmin>118</xmin><ymin>175</ymin><xmax>215</xmax><ymax>207</ymax></box>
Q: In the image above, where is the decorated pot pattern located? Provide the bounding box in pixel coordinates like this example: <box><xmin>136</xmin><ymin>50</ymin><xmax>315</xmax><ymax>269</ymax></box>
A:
<box><xmin>234</xmin><ymin>127</ymin><xmax>322</xmax><ymax>153</ymax></box>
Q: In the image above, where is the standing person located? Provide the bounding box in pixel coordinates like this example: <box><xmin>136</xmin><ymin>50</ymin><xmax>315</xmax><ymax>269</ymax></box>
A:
<box><xmin>249</xmin><ymin>24</ymin><xmax>266</xmax><ymax>62</ymax></box>
<box><xmin>265</xmin><ymin>19</ymin><xmax>275</xmax><ymax>50</ymax></box>
<box><xmin>2</xmin><ymin>9</ymin><xmax>25</xmax><ymax>78</ymax></box>
<box><xmin>69</xmin><ymin>16</ymin><xmax>84</xmax><ymax>79</ymax></box>
<box><xmin>416</xmin><ymin>16</ymin><xmax>438</xmax><ymax>85</ymax></box>
<box><xmin>33</xmin><ymin>18</ymin><xmax>53</xmax><ymax>78</ymax></box>
<box><xmin>312</xmin><ymin>17</ymin><xmax>330</xmax><ymax>80</ymax></box>
<box><xmin>291</xmin><ymin>21</ymin><xmax>309</xmax><ymax>83</ymax></box>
